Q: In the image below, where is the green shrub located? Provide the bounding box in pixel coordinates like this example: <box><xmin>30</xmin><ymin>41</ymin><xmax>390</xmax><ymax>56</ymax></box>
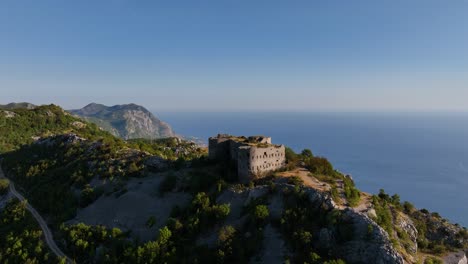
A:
<box><xmin>253</xmin><ymin>205</ymin><xmax>269</xmax><ymax>221</ymax></box>
<box><xmin>218</xmin><ymin>225</ymin><xmax>236</xmax><ymax>243</ymax></box>
<box><xmin>79</xmin><ymin>184</ymin><xmax>101</xmax><ymax>207</ymax></box>
<box><xmin>431</xmin><ymin>244</ymin><xmax>446</xmax><ymax>255</ymax></box>
<box><xmin>403</xmin><ymin>201</ymin><xmax>415</xmax><ymax>213</ymax></box>
<box><xmin>212</xmin><ymin>204</ymin><xmax>231</xmax><ymax>219</ymax></box>
<box><xmin>285</xmin><ymin>147</ymin><xmax>299</xmax><ymax>164</ymax></box>
<box><xmin>288</xmin><ymin>176</ymin><xmax>303</xmax><ymax>186</ymax></box>
<box><xmin>343</xmin><ymin>177</ymin><xmax>360</xmax><ymax>207</ymax></box>
<box><xmin>305</xmin><ymin>156</ymin><xmax>334</xmax><ymax>176</ymax></box>
<box><xmin>424</xmin><ymin>256</ymin><xmax>443</xmax><ymax>264</ymax></box>
<box><xmin>301</xmin><ymin>149</ymin><xmax>313</xmax><ymax>158</ymax></box>
<box><xmin>330</xmin><ymin>186</ymin><xmax>340</xmax><ymax>203</ymax></box>
<box><xmin>0</xmin><ymin>179</ymin><xmax>9</xmax><ymax>195</ymax></box>
<box><xmin>372</xmin><ymin>195</ymin><xmax>394</xmax><ymax>235</ymax></box>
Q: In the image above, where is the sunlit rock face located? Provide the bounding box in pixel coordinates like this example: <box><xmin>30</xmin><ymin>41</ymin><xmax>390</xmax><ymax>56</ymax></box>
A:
<box><xmin>69</xmin><ymin>103</ymin><xmax>175</xmax><ymax>139</ymax></box>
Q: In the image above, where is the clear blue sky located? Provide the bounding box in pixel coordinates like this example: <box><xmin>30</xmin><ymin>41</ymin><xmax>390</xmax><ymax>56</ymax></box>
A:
<box><xmin>1</xmin><ymin>0</ymin><xmax>468</xmax><ymax>111</ymax></box>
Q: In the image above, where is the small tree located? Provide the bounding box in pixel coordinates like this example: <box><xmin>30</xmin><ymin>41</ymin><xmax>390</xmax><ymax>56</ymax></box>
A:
<box><xmin>301</xmin><ymin>149</ymin><xmax>313</xmax><ymax>158</ymax></box>
<box><xmin>213</xmin><ymin>204</ymin><xmax>231</xmax><ymax>219</ymax></box>
<box><xmin>253</xmin><ymin>205</ymin><xmax>269</xmax><ymax>221</ymax></box>
<box><xmin>218</xmin><ymin>225</ymin><xmax>236</xmax><ymax>243</ymax></box>
<box><xmin>403</xmin><ymin>201</ymin><xmax>415</xmax><ymax>213</ymax></box>
<box><xmin>305</xmin><ymin>157</ymin><xmax>334</xmax><ymax>176</ymax></box>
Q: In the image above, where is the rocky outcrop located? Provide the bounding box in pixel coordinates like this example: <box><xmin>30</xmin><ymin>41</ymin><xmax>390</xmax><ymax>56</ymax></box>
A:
<box><xmin>410</xmin><ymin>210</ymin><xmax>468</xmax><ymax>249</ymax></box>
<box><xmin>337</xmin><ymin>209</ymin><xmax>404</xmax><ymax>264</ymax></box>
<box><xmin>34</xmin><ymin>133</ymin><xmax>86</xmax><ymax>146</ymax></box>
<box><xmin>71</xmin><ymin>121</ymin><xmax>87</xmax><ymax>129</ymax></box>
<box><xmin>275</xmin><ymin>183</ymin><xmax>404</xmax><ymax>264</ymax></box>
<box><xmin>69</xmin><ymin>103</ymin><xmax>175</xmax><ymax>139</ymax></box>
<box><xmin>444</xmin><ymin>251</ymin><xmax>468</xmax><ymax>264</ymax></box>
<box><xmin>396</xmin><ymin>212</ymin><xmax>418</xmax><ymax>254</ymax></box>
<box><xmin>1</xmin><ymin>110</ymin><xmax>16</xmax><ymax>118</ymax></box>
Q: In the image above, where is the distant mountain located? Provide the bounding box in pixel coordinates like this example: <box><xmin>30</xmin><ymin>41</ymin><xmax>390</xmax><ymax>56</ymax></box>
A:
<box><xmin>0</xmin><ymin>102</ymin><xmax>37</xmax><ymax>110</ymax></box>
<box><xmin>69</xmin><ymin>103</ymin><xmax>175</xmax><ymax>139</ymax></box>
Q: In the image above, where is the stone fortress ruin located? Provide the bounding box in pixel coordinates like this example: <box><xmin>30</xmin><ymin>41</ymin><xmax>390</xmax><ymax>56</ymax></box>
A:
<box><xmin>209</xmin><ymin>134</ymin><xmax>286</xmax><ymax>182</ymax></box>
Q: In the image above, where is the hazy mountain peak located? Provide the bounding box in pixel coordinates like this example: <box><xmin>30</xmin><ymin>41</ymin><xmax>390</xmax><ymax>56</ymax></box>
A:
<box><xmin>0</xmin><ymin>102</ymin><xmax>37</xmax><ymax>110</ymax></box>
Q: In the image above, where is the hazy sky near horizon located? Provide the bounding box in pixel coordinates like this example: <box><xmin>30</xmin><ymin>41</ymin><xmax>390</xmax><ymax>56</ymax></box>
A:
<box><xmin>2</xmin><ymin>1</ymin><xmax>468</xmax><ymax>111</ymax></box>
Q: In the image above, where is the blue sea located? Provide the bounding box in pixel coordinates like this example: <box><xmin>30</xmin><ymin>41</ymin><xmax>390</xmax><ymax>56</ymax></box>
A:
<box><xmin>156</xmin><ymin>111</ymin><xmax>468</xmax><ymax>226</ymax></box>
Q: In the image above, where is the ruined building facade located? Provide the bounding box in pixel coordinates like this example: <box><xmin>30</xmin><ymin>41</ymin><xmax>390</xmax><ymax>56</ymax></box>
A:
<box><xmin>209</xmin><ymin>134</ymin><xmax>286</xmax><ymax>182</ymax></box>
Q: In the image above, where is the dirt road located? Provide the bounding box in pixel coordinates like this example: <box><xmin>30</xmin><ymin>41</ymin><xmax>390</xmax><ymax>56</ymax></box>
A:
<box><xmin>0</xmin><ymin>167</ymin><xmax>73</xmax><ymax>263</ymax></box>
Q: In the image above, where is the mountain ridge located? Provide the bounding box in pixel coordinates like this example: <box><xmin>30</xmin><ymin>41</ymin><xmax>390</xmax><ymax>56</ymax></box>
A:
<box><xmin>69</xmin><ymin>103</ymin><xmax>175</xmax><ymax>140</ymax></box>
<box><xmin>0</xmin><ymin>102</ymin><xmax>37</xmax><ymax>110</ymax></box>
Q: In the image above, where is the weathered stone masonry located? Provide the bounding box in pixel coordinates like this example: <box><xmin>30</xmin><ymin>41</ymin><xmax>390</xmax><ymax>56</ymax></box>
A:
<box><xmin>209</xmin><ymin>134</ymin><xmax>286</xmax><ymax>182</ymax></box>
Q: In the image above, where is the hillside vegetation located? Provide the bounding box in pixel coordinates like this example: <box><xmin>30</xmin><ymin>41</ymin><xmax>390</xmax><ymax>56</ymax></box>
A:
<box><xmin>0</xmin><ymin>104</ymin><xmax>466</xmax><ymax>264</ymax></box>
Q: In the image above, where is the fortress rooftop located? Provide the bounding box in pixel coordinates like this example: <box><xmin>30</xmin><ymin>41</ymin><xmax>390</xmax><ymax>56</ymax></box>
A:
<box><xmin>210</xmin><ymin>134</ymin><xmax>282</xmax><ymax>148</ymax></box>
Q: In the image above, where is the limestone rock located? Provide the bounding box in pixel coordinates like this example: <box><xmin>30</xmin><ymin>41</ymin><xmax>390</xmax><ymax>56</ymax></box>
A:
<box><xmin>69</xmin><ymin>103</ymin><xmax>175</xmax><ymax>139</ymax></box>
<box><xmin>444</xmin><ymin>251</ymin><xmax>468</xmax><ymax>264</ymax></box>
<box><xmin>396</xmin><ymin>213</ymin><xmax>418</xmax><ymax>254</ymax></box>
<box><xmin>1</xmin><ymin>110</ymin><xmax>16</xmax><ymax>118</ymax></box>
<box><xmin>72</xmin><ymin>121</ymin><xmax>87</xmax><ymax>129</ymax></box>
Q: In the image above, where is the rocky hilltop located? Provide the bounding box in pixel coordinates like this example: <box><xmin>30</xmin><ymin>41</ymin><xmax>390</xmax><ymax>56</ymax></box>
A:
<box><xmin>69</xmin><ymin>103</ymin><xmax>175</xmax><ymax>139</ymax></box>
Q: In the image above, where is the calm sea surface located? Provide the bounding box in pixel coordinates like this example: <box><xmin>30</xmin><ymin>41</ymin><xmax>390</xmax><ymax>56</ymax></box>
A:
<box><xmin>156</xmin><ymin>111</ymin><xmax>468</xmax><ymax>226</ymax></box>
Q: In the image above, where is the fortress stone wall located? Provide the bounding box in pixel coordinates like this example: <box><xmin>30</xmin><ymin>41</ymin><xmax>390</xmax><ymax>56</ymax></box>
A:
<box><xmin>209</xmin><ymin>134</ymin><xmax>286</xmax><ymax>182</ymax></box>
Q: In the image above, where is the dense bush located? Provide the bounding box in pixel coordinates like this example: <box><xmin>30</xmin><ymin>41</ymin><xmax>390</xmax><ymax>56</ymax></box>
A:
<box><xmin>285</xmin><ymin>147</ymin><xmax>300</xmax><ymax>169</ymax></box>
<box><xmin>301</xmin><ymin>149</ymin><xmax>313</xmax><ymax>158</ymax></box>
<box><xmin>0</xmin><ymin>199</ymin><xmax>57</xmax><ymax>263</ymax></box>
<box><xmin>372</xmin><ymin>194</ymin><xmax>394</xmax><ymax>235</ymax></box>
<box><xmin>424</xmin><ymin>256</ymin><xmax>443</xmax><ymax>264</ymax></box>
<box><xmin>343</xmin><ymin>177</ymin><xmax>360</xmax><ymax>207</ymax></box>
<box><xmin>304</xmin><ymin>156</ymin><xmax>334</xmax><ymax>176</ymax></box>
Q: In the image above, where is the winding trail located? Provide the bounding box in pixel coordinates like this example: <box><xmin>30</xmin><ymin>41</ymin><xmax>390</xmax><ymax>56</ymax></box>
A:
<box><xmin>0</xmin><ymin>167</ymin><xmax>73</xmax><ymax>264</ymax></box>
